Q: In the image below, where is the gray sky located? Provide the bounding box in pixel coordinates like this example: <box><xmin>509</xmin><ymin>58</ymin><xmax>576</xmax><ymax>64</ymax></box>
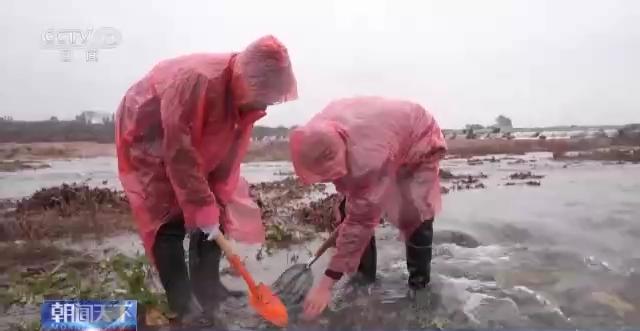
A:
<box><xmin>1</xmin><ymin>0</ymin><xmax>639</xmax><ymax>128</ymax></box>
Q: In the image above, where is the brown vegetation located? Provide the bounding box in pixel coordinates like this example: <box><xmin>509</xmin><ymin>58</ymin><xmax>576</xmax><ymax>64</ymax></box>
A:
<box><xmin>0</xmin><ymin>184</ymin><xmax>133</xmax><ymax>242</ymax></box>
<box><xmin>1</xmin><ymin>178</ymin><xmax>340</xmax><ymax>245</ymax></box>
<box><xmin>249</xmin><ymin>177</ymin><xmax>337</xmax><ymax>245</ymax></box>
<box><xmin>0</xmin><ymin>142</ymin><xmax>115</xmax><ymax>161</ymax></box>
<box><xmin>295</xmin><ymin>194</ymin><xmax>342</xmax><ymax>232</ymax></box>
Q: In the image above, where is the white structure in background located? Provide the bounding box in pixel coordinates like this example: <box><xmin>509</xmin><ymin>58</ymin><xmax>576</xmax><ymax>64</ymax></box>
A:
<box><xmin>445</xmin><ymin>128</ymin><xmax>624</xmax><ymax>140</ymax></box>
<box><xmin>76</xmin><ymin>111</ymin><xmax>113</xmax><ymax>124</ymax></box>
<box><xmin>251</xmin><ymin>136</ymin><xmax>289</xmax><ymax>143</ymax></box>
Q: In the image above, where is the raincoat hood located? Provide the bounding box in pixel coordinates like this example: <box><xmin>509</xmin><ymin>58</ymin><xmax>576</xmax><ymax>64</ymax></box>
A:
<box><xmin>290</xmin><ymin>122</ymin><xmax>348</xmax><ymax>185</ymax></box>
<box><xmin>288</xmin><ymin>97</ymin><xmax>447</xmax><ymax>274</ymax></box>
<box><xmin>232</xmin><ymin>35</ymin><xmax>298</xmax><ymax>108</ymax></box>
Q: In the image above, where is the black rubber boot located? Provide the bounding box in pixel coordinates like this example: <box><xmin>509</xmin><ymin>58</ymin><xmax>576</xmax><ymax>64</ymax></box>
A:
<box><xmin>153</xmin><ymin>219</ymin><xmax>203</xmax><ymax>320</ymax></box>
<box><xmin>338</xmin><ymin>196</ymin><xmax>377</xmax><ymax>284</ymax></box>
<box><xmin>356</xmin><ymin>236</ymin><xmax>377</xmax><ymax>283</ymax></box>
<box><xmin>188</xmin><ymin>229</ymin><xmax>244</xmax><ymax>310</ymax></box>
<box><xmin>406</xmin><ymin>220</ymin><xmax>434</xmax><ymax>290</ymax></box>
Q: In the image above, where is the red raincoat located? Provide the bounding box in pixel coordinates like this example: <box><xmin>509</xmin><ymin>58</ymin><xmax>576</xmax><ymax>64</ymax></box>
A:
<box><xmin>290</xmin><ymin>97</ymin><xmax>446</xmax><ymax>274</ymax></box>
<box><xmin>115</xmin><ymin>35</ymin><xmax>297</xmax><ymax>263</ymax></box>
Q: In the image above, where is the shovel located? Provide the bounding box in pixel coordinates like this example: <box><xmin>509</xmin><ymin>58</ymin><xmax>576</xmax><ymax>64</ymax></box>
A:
<box><xmin>213</xmin><ymin>235</ymin><xmax>288</xmax><ymax>327</ymax></box>
<box><xmin>304</xmin><ymin>228</ymin><xmax>340</xmax><ymax>269</ymax></box>
<box><xmin>272</xmin><ymin>228</ymin><xmax>340</xmax><ymax>306</ymax></box>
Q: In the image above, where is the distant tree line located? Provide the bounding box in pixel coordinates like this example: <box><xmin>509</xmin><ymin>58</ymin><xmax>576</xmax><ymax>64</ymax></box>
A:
<box><xmin>0</xmin><ymin>113</ymin><xmax>293</xmax><ymax>143</ymax></box>
<box><xmin>0</xmin><ymin>118</ymin><xmax>116</xmax><ymax>143</ymax></box>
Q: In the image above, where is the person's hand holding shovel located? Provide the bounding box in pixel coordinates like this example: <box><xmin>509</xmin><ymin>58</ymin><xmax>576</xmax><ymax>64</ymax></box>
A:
<box><xmin>201</xmin><ymin>220</ymin><xmax>288</xmax><ymax>327</ymax></box>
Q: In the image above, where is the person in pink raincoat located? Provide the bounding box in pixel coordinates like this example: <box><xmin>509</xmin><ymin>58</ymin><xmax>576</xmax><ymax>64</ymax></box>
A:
<box><xmin>289</xmin><ymin>96</ymin><xmax>447</xmax><ymax>320</ymax></box>
<box><xmin>115</xmin><ymin>35</ymin><xmax>297</xmax><ymax>323</ymax></box>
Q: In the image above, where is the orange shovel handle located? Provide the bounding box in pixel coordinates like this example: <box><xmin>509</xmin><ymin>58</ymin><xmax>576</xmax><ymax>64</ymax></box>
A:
<box><xmin>213</xmin><ymin>234</ymin><xmax>288</xmax><ymax>327</ymax></box>
<box><xmin>213</xmin><ymin>235</ymin><xmax>258</xmax><ymax>292</ymax></box>
<box><xmin>228</xmin><ymin>254</ymin><xmax>258</xmax><ymax>292</ymax></box>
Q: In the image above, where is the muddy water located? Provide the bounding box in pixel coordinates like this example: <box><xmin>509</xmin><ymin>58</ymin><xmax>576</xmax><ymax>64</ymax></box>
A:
<box><xmin>3</xmin><ymin>154</ymin><xmax>640</xmax><ymax>329</ymax></box>
<box><xmin>0</xmin><ymin>159</ymin><xmax>294</xmax><ymax>199</ymax></box>
<box><xmin>230</xmin><ymin>154</ymin><xmax>640</xmax><ymax>330</ymax></box>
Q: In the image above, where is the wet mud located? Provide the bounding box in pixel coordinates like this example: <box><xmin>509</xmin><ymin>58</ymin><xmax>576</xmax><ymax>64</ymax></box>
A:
<box><xmin>440</xmin><ymin>169</ymin><xmax>488</xmax><ymax>191</ymax></box>
<box><xmin>0</xmin><ymin>160</ymin><xmax>50</xmax><ymax>172</ymax></box>
<box><xmin>0</xmin><ymin>142</ymin><xmax>115</xmax><ymax>161</ymax></box>
<box><xmin>508</xmin><ymin>171</ymin><xmax>545</xmax><ymax>180</ymax></box>
<box><xmin>499</xmin><ymin>171</ymin><xmax>545</xmax><ymax>187</ymax></box>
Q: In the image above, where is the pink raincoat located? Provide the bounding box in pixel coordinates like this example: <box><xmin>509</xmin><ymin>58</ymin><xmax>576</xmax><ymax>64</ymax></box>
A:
<box><xmin>290</xmin><ymin>97</ymin><xmax>446</xmax><ymax>274</ymax></box>
<box><xmin>115</xmin><ymin>35</ymin><xmax>297</xmax><ymax>263</ymax></box>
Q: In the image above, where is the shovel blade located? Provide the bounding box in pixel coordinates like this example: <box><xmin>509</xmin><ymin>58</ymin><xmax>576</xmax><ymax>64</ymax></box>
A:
<box><xmin>249</xmin><ymin>283</ymin><xmax>289</xmax><ymax>327</ymax></box>
<box><xmin>272</xmin><ymin>264</ymin><xmax>314</xmax><ymax>307</ymax></box>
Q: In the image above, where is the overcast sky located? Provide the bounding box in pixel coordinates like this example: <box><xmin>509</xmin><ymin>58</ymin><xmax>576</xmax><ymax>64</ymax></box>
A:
<box><xmin>1</xmin><ymin>0</ymin><xmax>639</xmax><ymax>128</ymax></box>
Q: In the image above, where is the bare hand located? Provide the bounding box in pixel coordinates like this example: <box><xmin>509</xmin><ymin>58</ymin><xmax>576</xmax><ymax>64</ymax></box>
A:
<box><xmin>302</xmin><ymin>284</ymin><xmax>331</xmax><ymax>320</ymax></box>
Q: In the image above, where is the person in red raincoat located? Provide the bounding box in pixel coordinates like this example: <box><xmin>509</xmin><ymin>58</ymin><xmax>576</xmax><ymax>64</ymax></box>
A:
<box><xmin>289</xmin><ymin>96</ymin><xmax>447</xmax><ymax>320</ymax></box>
<box><xmin>115</xmin><ymin>35</ymin><xmax>297</xmax><ymax>323</ymax></box>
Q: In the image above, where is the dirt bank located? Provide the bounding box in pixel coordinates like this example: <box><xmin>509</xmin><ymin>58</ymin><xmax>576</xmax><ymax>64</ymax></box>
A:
<box><xmin>445</xmin><ymin>137</ymin><xmax>615</xmax><ymax>158</ymax></box>
<box><xmin>0</xmin><ymin>160</ymin><xmax>50</xmax><ymax>172</ymax></box>
<box><xmin>0</xmin><ymin>177</ymin><xmax>337</xmax><ymax>245</ymax></box>
<box><xmin>0</xmin><ymin>183</ymin><xmax>133</xmax><ymax>242</ymax></box>
<box><xmin>0</xmin><ymin>142</ymin><xmax>115</xmax><ymax>161</ymax></box>
<box><xmin>243</xmin><ymin>137</ymin><xmax>630</xmax><ymax>162</ymax></box>
<box><xmin>3</xmin><ymin>137</ymin><xmax>635</xmax><ymax>165</ymax></box>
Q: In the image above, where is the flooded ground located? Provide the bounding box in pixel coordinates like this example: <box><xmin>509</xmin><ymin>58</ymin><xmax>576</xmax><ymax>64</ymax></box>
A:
<box><xmin>0</xmin><ymin>159</ymin><xmax>294</xmax><ymax>200</ymax></box>
<box><xmin>1</xmin><ymin>153</ymin><xmax>640</xmax><ymax>330</ymax></box>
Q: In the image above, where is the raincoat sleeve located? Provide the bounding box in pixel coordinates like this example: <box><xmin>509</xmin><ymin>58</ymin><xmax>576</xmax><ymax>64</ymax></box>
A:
<box><xmin>209</xmin><ymin>109</ymin><xmax>265</xmax><ymax>203</ymax></box>
<box><xmin>418</xmin><ymin>114</ymin><xmax>447</xmax><ymax>164</ymax></box>
<box><xmin>327</xmin><ymin>169</ymin><xmax>394</xmax><ymax>274</ymax></box>
<box><xmin>208</xmin><ymin>128</ymin><xmax>250</xmax><ymax>204</ymax></box>
<box><xmin>160</xmin><ymin>71</ymin><xmax>220</xmax><ymax>230</ymax></box>
<box><xmin>206</xmin><ymin>112</ymin><xmax>267</xmax><ymax>244</ymax></box>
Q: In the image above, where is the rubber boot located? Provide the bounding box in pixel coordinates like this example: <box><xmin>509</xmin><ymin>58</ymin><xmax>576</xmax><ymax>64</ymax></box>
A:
<box><xmin>188</xmin><ymin>229</ymin><xmax>244</xmax><ymax>310</ymax></box>
<box><xmin>406</xmin><ymin>220</ymin><xmax>433</xmax><ymax>290</ymax></box>
<box><xmin>339</xmin><ymin>196</ymin><xmax>378</xmax><ymax>284</ymax></box>
<box><xmin>356</xmin><ymin>236</ymin><xmax>377</xmax><ymax>284</ymax></box>
<box><xmin>153</xmin><ymin>220</ymin><xmax>203</xmax><ymax>321</ymax></box>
